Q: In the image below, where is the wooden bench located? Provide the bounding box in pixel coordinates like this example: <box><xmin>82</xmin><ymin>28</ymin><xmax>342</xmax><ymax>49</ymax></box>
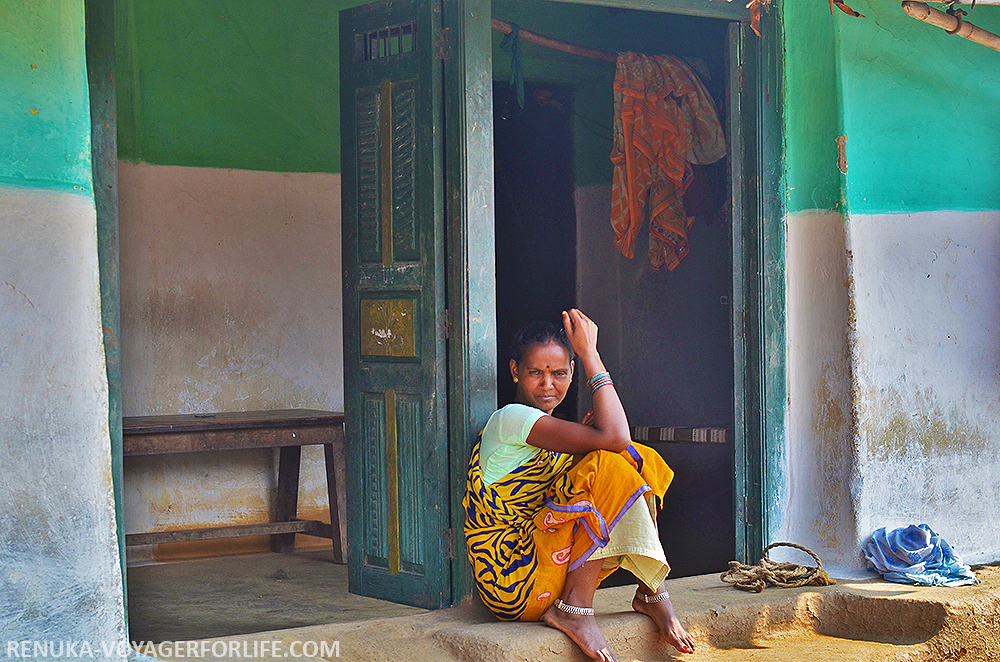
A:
<box><xmin>122</xmin><ymin>409</ymin><xmax>344</xmax><ymax>563</ymax></box>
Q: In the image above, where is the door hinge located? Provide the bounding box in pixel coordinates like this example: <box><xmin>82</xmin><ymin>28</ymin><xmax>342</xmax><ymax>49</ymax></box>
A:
<box><xmin>435</xmin><ymin>27</ymin><xmax>451</xmax><ymax>61</ymax></box>
<box><xmin>441</xmin><ymin>308</ymin><xmax>451</xmax><ymax>340</ymax></box>
<box><xmin>442</xmin><ymin>527</ymin><xmax>457</xmax><ymax>559</ymax></box>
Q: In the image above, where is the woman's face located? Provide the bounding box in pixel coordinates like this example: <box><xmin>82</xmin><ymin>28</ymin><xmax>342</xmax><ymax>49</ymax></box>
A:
<box><xmin>510</xmin><ymin>341</ymin><xmax>574</xmax><ymax>415</ymax></box>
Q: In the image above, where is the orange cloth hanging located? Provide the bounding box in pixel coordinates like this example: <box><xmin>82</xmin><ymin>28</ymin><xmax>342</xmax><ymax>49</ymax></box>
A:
<box><xmin>610</xmin><ymin>53</ymin><xmax>726</xmax><ymax>271</ymax></box>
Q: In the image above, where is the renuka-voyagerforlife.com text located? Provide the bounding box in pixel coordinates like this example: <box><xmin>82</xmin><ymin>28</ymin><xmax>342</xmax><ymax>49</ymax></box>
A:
<box><xmin>6</xmin><ymin>640</ymin><xmax>341</xmax><ymax>659</ymax></box>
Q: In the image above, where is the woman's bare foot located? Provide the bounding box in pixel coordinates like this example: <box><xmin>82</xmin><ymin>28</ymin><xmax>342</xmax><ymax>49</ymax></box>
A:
<box><xmin>632</xmin><ymin>587</ymin><xmax>696</xmax><ymax>654</ymax></box>
<box><xmin>542</xmin><ymin>603</ymin><xmax>618</xmax><ymax>662</ymax></box>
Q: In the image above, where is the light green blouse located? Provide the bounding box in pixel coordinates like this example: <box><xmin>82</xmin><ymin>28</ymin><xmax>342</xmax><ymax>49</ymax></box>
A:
<box><xmin>479</xmin><ymin>403</ymin><xmax>546</xmax><ymax>486</ymax></box>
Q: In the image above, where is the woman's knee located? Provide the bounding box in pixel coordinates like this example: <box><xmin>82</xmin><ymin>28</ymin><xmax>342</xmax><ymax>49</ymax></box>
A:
<box><xmin>580</xmin><ymin>448</ymin><xmax>638</xmax><ymax>475</ymax></box>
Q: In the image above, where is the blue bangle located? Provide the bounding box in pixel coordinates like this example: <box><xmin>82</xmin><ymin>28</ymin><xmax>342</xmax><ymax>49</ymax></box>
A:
<box><xmin>591</xmin><ymin>380</ymin><xmax>613</xmax><ymax>394</ymax></box>
<box><xmin>588</xmin><ymin>371</ymin><xmax>610</xmax><ymax>388</ymax></box>
<box><xmin>589</xmin><ymin>374</ymin><xmax>613</xmax><ymax>395</ymax></box>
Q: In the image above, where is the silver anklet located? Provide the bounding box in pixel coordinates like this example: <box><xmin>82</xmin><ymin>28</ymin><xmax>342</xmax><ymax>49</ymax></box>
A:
<box><xmin>638</xmin><ymin>590</ymin><xmax>669</xmax><ymax>603</ymax></box>
<box><xmin>555</xmin><ymin>598</ymin><xmax>595</xmax><ymax>616</ymax></box>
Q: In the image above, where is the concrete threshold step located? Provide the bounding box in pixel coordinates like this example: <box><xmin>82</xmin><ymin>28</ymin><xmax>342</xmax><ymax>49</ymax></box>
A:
<box><xmin>138</xmin><ymin>566</ymin><xmax>1000</xmax><ymax>662</ymax></box>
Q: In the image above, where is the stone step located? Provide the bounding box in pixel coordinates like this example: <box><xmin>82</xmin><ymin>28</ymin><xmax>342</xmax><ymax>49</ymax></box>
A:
<box><xmin>134</xmin><ymin>566</ymin><xmax>1000</xmax><ymax>662</ymax></box>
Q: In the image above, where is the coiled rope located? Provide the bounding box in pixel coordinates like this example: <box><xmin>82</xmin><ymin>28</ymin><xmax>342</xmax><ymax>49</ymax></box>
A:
<box><xmin>720</xmin><ymin>542</ymin><xmax>837</xmax><ymax>593</ymax></box>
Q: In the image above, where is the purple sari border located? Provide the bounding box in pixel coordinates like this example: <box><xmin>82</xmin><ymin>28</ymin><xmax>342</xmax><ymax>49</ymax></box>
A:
<box><xmin>546</xmin><ymin>498</ymin><xmax>610</xmax><ymax>539</ymax></box>
<box><xmin>627</xmin><ymin>444</ymin><xmax>643</xmax><ymax>473</ymax></box>
<box><xmin>566</xmin><ymin>484</ymin><xmax>653</xmax><ymax>572</ymax></box>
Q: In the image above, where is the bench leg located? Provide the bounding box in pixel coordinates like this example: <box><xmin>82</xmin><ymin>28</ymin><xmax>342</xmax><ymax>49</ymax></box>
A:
<box><xmin>324</xmin><ymin>442</ymin><xmax>345</xmax><ymax>564</ymax></box>
<box><xmin>271</xmin><ymin>445</ymin><xmax>301</xmax><ymax>553</ymax></box>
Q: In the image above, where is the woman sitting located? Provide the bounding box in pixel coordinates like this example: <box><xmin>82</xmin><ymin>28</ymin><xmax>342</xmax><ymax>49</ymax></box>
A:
<box><xmin>463</xmin><ymin>309</ymin><xmax>696</xmax><ymax>661</ymax></box>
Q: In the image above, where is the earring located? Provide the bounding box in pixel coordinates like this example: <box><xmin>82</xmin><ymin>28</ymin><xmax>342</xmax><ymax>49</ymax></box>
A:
<box><xmin>513</xmin><ymin>376</ymin><xmax>518</xmax><ymax>384</ymax></box>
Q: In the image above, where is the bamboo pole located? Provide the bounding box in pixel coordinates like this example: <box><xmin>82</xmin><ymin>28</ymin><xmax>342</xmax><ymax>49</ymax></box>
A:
<box><xmin>491</xmin><ymin>18</ymin><xmax>618</xmax><ymax>63</ymax></box>
<box><xmin>901</xmin><ymin>1</ymin><xmax>1000</xmax><ymax>53</ymax></box>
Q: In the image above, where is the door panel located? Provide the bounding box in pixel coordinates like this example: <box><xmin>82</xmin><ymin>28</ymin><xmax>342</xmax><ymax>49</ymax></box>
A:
<box><xmin>340</xmin><ymin>0</ymin><xmax>450</xmax><ymax>608</ymax></box>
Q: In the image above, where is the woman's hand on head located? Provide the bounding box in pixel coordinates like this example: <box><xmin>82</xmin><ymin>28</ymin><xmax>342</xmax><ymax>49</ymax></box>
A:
<box><xmin>523</xmin><ymin>310</ymin><xmax>631</xmax><ymax>455</ymax></box>
<box><xmin>562</xmin><ymin>309</ymin><xmax>599</xmax><ymax>361</ymax></box>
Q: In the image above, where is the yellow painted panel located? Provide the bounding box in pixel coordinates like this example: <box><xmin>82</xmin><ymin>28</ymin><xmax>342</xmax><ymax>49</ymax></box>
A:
<box><xmin>360</xmin><ymin>298</ymin><xmax>416</xmax><ymax>358</ymax></box>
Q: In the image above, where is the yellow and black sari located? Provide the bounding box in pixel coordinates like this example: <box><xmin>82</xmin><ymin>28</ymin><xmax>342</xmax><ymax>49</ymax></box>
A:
<box><xmin>463</xmin><ymin>435</ymin><xmax>674</xmax><ymax>622</ymax></box>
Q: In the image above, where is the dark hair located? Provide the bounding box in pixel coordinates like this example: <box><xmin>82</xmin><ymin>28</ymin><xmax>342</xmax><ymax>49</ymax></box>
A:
<box><xmin>509</xmin><ymin>320</ymin><xmax>574</xmax><ymax>365</ymax></box>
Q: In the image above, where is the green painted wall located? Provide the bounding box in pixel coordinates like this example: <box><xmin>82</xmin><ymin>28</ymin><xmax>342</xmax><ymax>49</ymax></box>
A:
<box><xmin>116</xmin><ymin>0</ymin><xmax>732</xmax><ymax>180</ymax></box>
<box><xmin>492</xmin><ymin>0</ymin><xmax>729</xmax><ymax>187</ymax></box>
<box><xmin>836</xmin><ymin>0</ymin><xmax>1000</xmax><ymax>214</ymax></box>
<box><xmin>783</xmin><ymin>0</ymin><xmax>1000</xmax><ymax>214</ymax></box>
<box><xmin>110</xmin><ymin>0</ymin><xmax>1000</xmax><ymax>206</ymax></box>
<box><xmin>116</xmin><ymin>0</ymin><xmax>367</xmax><ymax>173</ymax></box>
<box><xmin>781</xmin><ymin>1</ymin><xmax>843</xmax><ymax>213</ymax></box>
<box><xmin>1</xmin><ymin>0</ymin><xmax>93</xmax><ymax>193</ymax></box>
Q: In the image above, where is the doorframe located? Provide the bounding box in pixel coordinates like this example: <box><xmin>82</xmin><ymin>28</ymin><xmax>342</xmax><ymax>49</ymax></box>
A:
<box><xmin>728</xmin><ymin>9</ymin><xmax>786</xmax><ymax>564</ymax></box>
<box><xmin>86</xmin><ymin>0</ymin><xmax>127</xmax><ymax>620</ymax></box>
<box><xmin>443</xmin><ymin>0</ymin><xmax>499</xmax><ymax>604</ymax></box>
<box><xmin>446</xmin><ymin>0</ymin><xmax>787</xmax><ymax>594</ymax></box>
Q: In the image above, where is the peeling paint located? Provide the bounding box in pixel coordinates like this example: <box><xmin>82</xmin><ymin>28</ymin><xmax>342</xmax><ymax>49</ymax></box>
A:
<box><xmin>868</xmin><ymin>395</ymin><xmax>989</xmax><ymax>463</ymax></box>
<box><xmin>783</xmin><ymin>210</ymin><xmax>859</xmax><ymax>572</ymax></box>
<box><xmin>808</xmin><ymin>361</ymin><xmax>855</xmax><ymax>552</ymax></box>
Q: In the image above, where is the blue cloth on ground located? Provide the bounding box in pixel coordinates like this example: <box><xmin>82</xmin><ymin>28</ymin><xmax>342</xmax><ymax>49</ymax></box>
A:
<box><xmin>863</xmin><ymin>524</ymin><xmax>978</xmax><ymax>587</ymax></box>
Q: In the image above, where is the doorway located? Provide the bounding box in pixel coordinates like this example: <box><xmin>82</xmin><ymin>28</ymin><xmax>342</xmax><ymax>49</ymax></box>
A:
<box><xmin>490</xmin><ymin>0</ymin><xmax>738</xmax><ymax>578</ymax></box>
<box><xmin>494</xmin><ymin>80</ymin><xmax>578</xmax><ymax>420</ymax></box>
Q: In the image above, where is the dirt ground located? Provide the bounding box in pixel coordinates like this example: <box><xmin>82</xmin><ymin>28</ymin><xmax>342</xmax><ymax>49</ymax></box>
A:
<box><xmin>136</xmin><ymin>561</ymin><xmax>1000</xmax><ymax>662</ymax></box>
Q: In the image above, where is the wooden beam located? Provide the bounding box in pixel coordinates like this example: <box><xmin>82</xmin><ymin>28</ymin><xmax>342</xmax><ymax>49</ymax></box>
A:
<box><xmin>901</xmin><ymin>1</ymin><xmax>1000</xmax><ymax>53</ymax></box>
<box><xmin>491</xmin><ymin>18</ymin><xmax>618</xmax><ymax>63</ymax></box>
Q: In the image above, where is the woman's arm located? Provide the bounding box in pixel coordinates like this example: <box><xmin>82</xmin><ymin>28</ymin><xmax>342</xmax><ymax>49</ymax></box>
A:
<box><xmin>525</xmin><ymin>309</ymin><xmax>632</xmax><ymax>454</ymax></box>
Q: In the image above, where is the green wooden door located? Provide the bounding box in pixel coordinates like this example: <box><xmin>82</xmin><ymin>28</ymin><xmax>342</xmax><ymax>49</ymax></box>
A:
<box><xmin>340</xmin><ymin>0</ymin><xmax>451</xmax><ymax>609</ymax></box>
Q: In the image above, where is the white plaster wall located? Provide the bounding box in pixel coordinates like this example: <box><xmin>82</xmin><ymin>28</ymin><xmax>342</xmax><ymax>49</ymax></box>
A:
<box><xmin>849</xmin><ymin>212</ymin><xmax>1000</xmax><ymax>565</ymax></box>
<box><xmin>783</xmin><ymin>209</ymin><xmax>1000</xmax><ymax>575</ymax></box>
<box><xmin>782</xmin><ymin>209</ymin><xmax>860</xmax><ymax>575</ymax></box>
<box><xmin>0</xmin><ymin>187</ymin><xmax>126</xmax><ymax>647</ymax></box>
<box><xmin>117</xmin><ymin>164</ymin><xmax>344</xmax><ymax>557</ymax></box>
